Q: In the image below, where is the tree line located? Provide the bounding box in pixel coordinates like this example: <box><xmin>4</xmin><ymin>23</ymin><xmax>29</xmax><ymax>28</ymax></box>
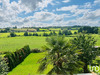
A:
<box><xmin>10</xmin><ymin>29</ymin><xmax>73</xmax><ymax>37</ymax></box>
<box><xmin>78</xmin><ymin>26</ymin><xmax>98</xmax><ymax>34</ymax></box>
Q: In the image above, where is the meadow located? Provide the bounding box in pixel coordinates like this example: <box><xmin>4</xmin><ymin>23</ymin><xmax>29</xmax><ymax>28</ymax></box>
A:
<box><xmin>8</xmin><ymin>53</ymin><xmax>53</xmax><ymax>75</ymax></box>
<box><xmin>0</xmin><ymin>34</ymin><xmax>100</xmax><ymax>52</ymax></box>
<box><xmin>0</xmin><ymin>36</ymin><xmax>46</xmax><ymax>52</ymax></box>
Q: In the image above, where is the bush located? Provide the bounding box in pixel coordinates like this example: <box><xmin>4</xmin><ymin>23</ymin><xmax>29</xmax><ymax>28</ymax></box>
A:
<box><xmin>43</xmin><ymin>32</ymin><xmax>49</xmax><ymax>36</ymax></box>
<box><xmin>10</xmin><ymin>32</ymin><xmax>16</xmax><ymax>37</ymax></box>
<box><xmin>31</xmin><ymin>49</ymin><xmax>41</xmax><ymax>53</ymax></box>
<box><xmin>62</xmin><ymin>29</ymin><xmax>72</xmax><ymax>35</ymax></box>
<box><xmin>33</xmin><ymin>33</ymin><xmax>38</xmax><ymax>36</ymax></box>
<box><xmin>74</xmin><ymin>32</ymin><xmax>77</xmax><ymax>34</ymax></box>
<box><xmin>29</xmin><ymin>33</ymin><xmax>32</xmax><ymax>36</ymax></box>
<box><xmin>4</xmin><ymin>45</ymin><xmax>30</xmax><ymax>71</ymax></box>
<box><xmin>0</xmin><ymin>56</ymin><xmax>9</xmax><ymax>75</ymax></box>
<box><xmin>24</xmin><ymin>32</ymin><xmax>28</xmax><ymax>36</ymax></box>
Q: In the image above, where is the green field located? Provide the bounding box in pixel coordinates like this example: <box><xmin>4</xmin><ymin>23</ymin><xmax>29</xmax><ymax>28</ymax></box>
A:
<box><xmin>0</xmin><ymin>36</ymin><xmax>46</xmax><ymax>52</ymax></box>
<box><xmin>8</xmin><ymin>53</ymin><xmax>53</xmax><ymax>75</ymax></box>
<box><xmin>0</xmin><ymin>34</ymin><xmax>100</xmax><ymax>52</ymax></box>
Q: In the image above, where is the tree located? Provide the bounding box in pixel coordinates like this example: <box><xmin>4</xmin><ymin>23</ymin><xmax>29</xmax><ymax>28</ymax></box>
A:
<box><xmin>52</xmin><ymin>31</ymin><xmax>57</xmax><ymax>35</ymax></box>
<box><xmin>33</xmin><ymin>33</ymin><xmax>38</xmax><ymax>36</ymax></box>
<box><xmin>29</xmin><ymin>33</ymin><xmax>32</xmax><ymax>36</ymax></box>
<box><xmin>36</xmin><ymin>28</ymin><xmax>39</xmax><ymax>31</ymax></box>
<box><xmin>43</xmin><ymin>32</ymin><xmax>49</xmax><ymax>36</ymax></box>
<box><xmin>38</xmin><ymin>36</ymin><xmax>83</xmax><ymax>75</ymax></box>
<box><xmin>49</xmin><ymin>32</ymin><xmax>53</xmax><ymax>36</ymax></box>
<box><xmin>10</xmin><ymin>32</ymin><xmax>16</xmax><ymax>37</ymax></box>
<box><xmin>62</xmin><ymin>29</ymin><xmax>72</xmax><ymax>35</ymax></box>
<box><xmin>74</xmin><ymin>32</ymin><xmax>77</xmax><ymax>34</ymax></box>
<box><xmin>58</xmin><ymin>30</ymin><xmax>62</xmax><ymax>35</ymax></box>
<box><xmin>78</xmin><ymin>26</ymin><xmax>98</xmax><ymax>34</ymax></box>
<box><xmin>72</xmin><ymin>34</ymin><xmax>98</xmax><ymax>73</ymax></box>
<box><xmin>0</xmin><ymin>56</ymin><xmax>9</xmax><ymax>75</ymax></box>
<box><xmin>24</xmin><ymin>32</ymin><xmax>28</xmax><ymax>36</ymax></box>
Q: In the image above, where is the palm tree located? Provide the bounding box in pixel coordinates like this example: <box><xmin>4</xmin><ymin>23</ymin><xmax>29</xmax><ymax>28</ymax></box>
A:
<box><xmin>72</xmin><ymin>34</ymin><xmax>98</xmax><ymax>73</ymax></box>
<box><xmin>38</xmin><ymin>36</ymin><xmax>83</xmax><ymax>75</ymax></box>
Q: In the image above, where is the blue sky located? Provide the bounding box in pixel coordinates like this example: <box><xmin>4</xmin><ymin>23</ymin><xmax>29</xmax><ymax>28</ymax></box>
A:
<box><xmin>0</xmin><ymin>0</ymin><xmax>100</xmax><ymax>28</ymax></box>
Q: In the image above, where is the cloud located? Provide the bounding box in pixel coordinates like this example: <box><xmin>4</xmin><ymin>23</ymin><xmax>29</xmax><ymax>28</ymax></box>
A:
<box><xmin>33</xmin><ymin>11</ymin><xmax>70</xmax><ymax>22</ymax></box>
<box><xmin>62</xmin><ymin>0</ymin><xmax>70</xmax><ymax>3</ymax></box>
<box><xmin>94</xmin><ymin>0</ymin><xmax>100</xmax><ymax>5</ymax></box>
<box><xmin>80</xmin><ymin>9</ymin><xmax>100</xmax><ymax>20</ymax></box>
<box><xmin>56</xmin><ymin>5</ymin><xmax>78</xmax><ymax>12</ymax></box>
<box><xmin>20</xmin><ymin>0</ymin><xmax>42</xmax><ymax>13</ymax></box>
<box><xmin>83</xmin><ymin>2</ymin><xmax>92</xmax><ymax>8</ymax></box>
<box><xmin>33</xmin><ymin>11</ymin><xmax>55</xmax><ymax>21</ymax></box>
<box><xmin>38</xmin><ymin>0</ymin><xmax>54</xmax><ymax>10</ymax></box>
<box><xmin>0</xmin><ymin>0</ymin><xmax>2</xmax><ymax>3</ymax></box>
<box><xmin>19</xmin><ymin>0</ymin><xmax>54</xmax><ymax>13</ymax></box>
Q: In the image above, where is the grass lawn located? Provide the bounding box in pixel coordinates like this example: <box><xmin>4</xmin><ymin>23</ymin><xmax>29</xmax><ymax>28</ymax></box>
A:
<box><xmin>8</xmin><ymin>53</ymin><xmax>53</xmax><ymax>75</ymax></box>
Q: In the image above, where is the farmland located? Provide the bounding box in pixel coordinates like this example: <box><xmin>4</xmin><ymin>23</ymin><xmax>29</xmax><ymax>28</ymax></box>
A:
<box><xmin>8</xmin><ymin>53</ymin><xmax>53</xmax><ymax>75</ymax></box>
<box><xmin>0</xmin><ymin>34</ymin><xmax>100</xmax><ymax>52</ymax></box>
<box><xmin>0</xmin><ymin>36</ymin><xmax>73</xmax><ymax>52</ymax></box>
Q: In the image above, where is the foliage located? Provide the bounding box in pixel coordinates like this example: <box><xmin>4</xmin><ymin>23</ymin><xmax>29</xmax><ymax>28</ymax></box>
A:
<box><xmin>33</xmin><ymin>33</ymin><xmax>38</xmax><ymax>36</ymax></box>
<box><xmin>58</xmin><ymin>30</ymin><xmax>62</xmax><ymax>35</ymax></box>
<box><xmin>0</xmin><ymin>28</ymin><xmax>10</xmax><ymax>33</ymax></box>
<box><xmin>78</xmin><ymin>26</ymin><xmax>98</xmax><ymax>34</ymax></box>
<box><xmin>10</xmin><ymin>32</ymin><xmax>16</xmax><ymax>37</ymax></box>
<box><xmin>29</xmin><ymin>33</ymin><xmax>32</xmax><ymax>36</ymax></box>
<box><xmin>0</xmin><ymin>56</ymin><xmax>9</xmax><ymax>75</ymax></box>
<box><xmin>4</xmin><ymin>45</ymin><xmax>30</xmax><ymax>71</ymax></box>
<box><xmin>8</xmin><ymin>53</ymin><xmax>53</xmax><ymax>75</ymax></box>
<box><xmin>49</xmin><ymin>32</ymin><xmax>53</xmax><ymax>36</ymax></box>
<box><xmin>43</xmin><ymin>32</ymin><xmax>49</xmax><ymax>36</ymax></box>
<box><xmin>62</xmin><ymin>29</ymin><xmax>72</xmax><ymax>35</ymax></box>
<box><xmin>72</xmin><ymin>34</ymin><xmax>98</xmax><ymax>73</ymax></box>
<box><xmin>31</xmin><ymin>49</ymin><xmax>41</xmax><ymax>53</ymax></box>
<box><xmin>74</xmin><ymin>31</ymin><xmax>77</xmax><ymax>34</ymax></box>
<box><xmin>24</xmin><ymin>32</ymin><xmax>28</xmax><ymax>36</ymax></box>
<box><xmin>38</xmin><ymin>36</ymin><xmax>83</xmax><ymax>75</ymax></box>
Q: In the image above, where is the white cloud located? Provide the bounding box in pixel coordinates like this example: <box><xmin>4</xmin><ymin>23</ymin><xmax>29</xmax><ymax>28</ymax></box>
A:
<box><xmin>33</xmin><ymin>11</ymin><xmax>70</xmax><ymax>22</ymax></box>
<box><xmin>19</xmin><ymin>0</ymin><xmax>53</xmax><ymax>13</ymax></box>
<box><xmin>62</xmin><ymin>0</ymin><xmax>70</xmax><ymax>3</ymax></box>
<box><xmin>94</xmin><ymin>0</ymin><xmax>100</xmax><ymax>5</ymax></box>
<box><xmin>83</xmin><ymin>2</ymin><xmax>92</xmax><ymax>8</ymax></box>
<box><xmin>0</xmin><ymin>0</ymin><xmax>2</xmax><ymax>3</ymax></box>
<box><xmin>56</xmin><ymin>5</ymin><xmax>78</xmax><ymax>12</ymax></box>
<box><xmin>56</xmin><ymin>5</ymin><xmax>91</xmax><ymax>16</ymax></box>
<box><xmin>38</xmin><ymin>0</ymin><xmax>54</xmax><ymax>10</ymax></box>
<box><xmin>80</xmin><ymin>9</ymin><xmax>100</xmax><ymax>20</ymax></box>
<box><xmin>33</xmin><ymin>11</ymin><xmax>55</xmax><ymax>21</ymax></box>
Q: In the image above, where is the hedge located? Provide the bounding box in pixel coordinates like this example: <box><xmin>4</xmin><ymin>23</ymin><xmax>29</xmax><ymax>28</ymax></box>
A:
<box><xmin>4</xmin><ymin>45</ymin><xmax>30</xmax><ymax>71</ymax></box>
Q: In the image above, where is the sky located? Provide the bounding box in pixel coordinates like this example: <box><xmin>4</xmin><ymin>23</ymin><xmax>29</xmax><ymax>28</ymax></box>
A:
<box><xmin>0</xmin><ymin>0</ymin><xmax>100</xmax><ymax>28</ymax></box>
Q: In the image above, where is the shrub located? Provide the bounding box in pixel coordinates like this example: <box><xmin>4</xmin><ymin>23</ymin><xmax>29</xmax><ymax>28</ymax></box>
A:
<box><xmin>0</xmin><ymin>56</ymin><xmax>9</xmax><ymax>75</ymax></box>
<box><xmin>10</xmin><ymin>32</ymin><xmax>16</xmax><ymax>37</ymax></box>
<box><xmin>43</xmin><ymin>32</ymin><xmax>49</xmax><ymax>36</ymax></box>
<box><xmin>74</xmin><ymin>31</ymin><xmax>77</xmax><ymax>34</ymax></box>
<box><xmin>62</xmin><ymin>29</ymin><xmax>72</xmax><ymax>35</ymax></box>
<box><xmin>31</xmin><ymin>49</ymin><xmax>41</xmax><ymax>53</ymax></box>
<box><xmin>33</xmin><ymin>33</ymin><xmax>38</xmax><ymax>36</ymax></box>
<box><xmin>4</xmin><ymin>45</ymin><xmax>30</xmax><ymax>71</ymax></box>
<box><xmin>29</xmin><ymin>33</ymin><xmax>32</xmax><ymax>36</ymax></box>
<box><xmin>24</xmin><ymin>32</ymin><xmax>28</xmax><ymax>36</ymax></box>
